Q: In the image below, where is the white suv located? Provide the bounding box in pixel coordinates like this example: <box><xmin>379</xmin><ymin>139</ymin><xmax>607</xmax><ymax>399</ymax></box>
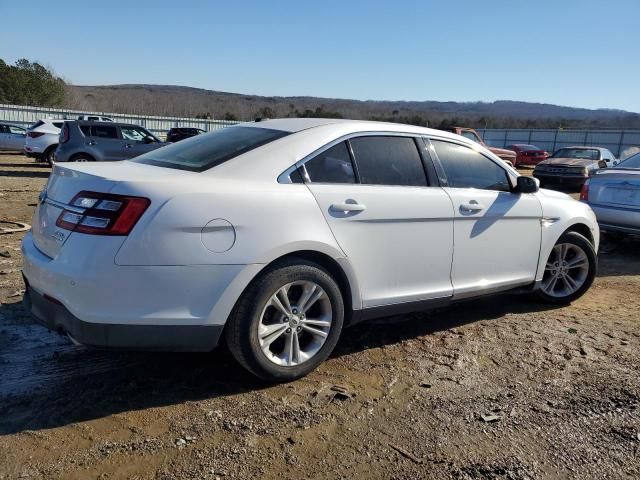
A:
<box><xmin>24</xmin><ymin>119</ymin><xmax>64</xmax><ymax>165</ymax></box>
<box><xmin>22</xmin><ymin>119</ymin><xmax>599</xmax><ymax>381</ymax></box>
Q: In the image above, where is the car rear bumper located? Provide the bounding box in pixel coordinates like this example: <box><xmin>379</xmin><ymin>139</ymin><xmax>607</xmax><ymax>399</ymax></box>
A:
<box><xmin>23</xmin><ymin>283</ymin><xmax>223</xmax><ymax>351</ymax></box>
<box><xmin>20</xmin><ymin>231</ymin><xmax>249</xmax><ymax>351</ymax></box>
<box><xmin>589</xmin><ymin>203</ymin><xmax>640</xmax><ymax>235</ymax></box>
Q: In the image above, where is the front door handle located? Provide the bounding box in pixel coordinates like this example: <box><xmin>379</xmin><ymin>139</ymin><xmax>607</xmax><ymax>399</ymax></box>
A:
<box><xmin>460</xmin><ymin>201</ymin><xmax>484</xmax><ymax>212</ymax></box>
<box><xmin>330</xmin><ymin>202</ymin><xmax>366</xmax><ymax>213</ymax></box>
<box><xmin>124</xmin><ymin>143</ymin><xmax>133</xmax><ymax>149</ymax></box>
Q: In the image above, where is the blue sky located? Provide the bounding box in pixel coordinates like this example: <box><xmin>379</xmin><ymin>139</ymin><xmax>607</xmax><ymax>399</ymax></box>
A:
<box><xmin>1</xmin><ymin>0</ymin><xmax>638</xmax><ymax>111</ymax></box>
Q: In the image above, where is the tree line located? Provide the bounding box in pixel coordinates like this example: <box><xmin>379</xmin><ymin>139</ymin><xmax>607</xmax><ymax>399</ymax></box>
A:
<box><xmin>0</xmin><ymin>58</ymin><xmax>66</xmax><ymax>107</ymax></box>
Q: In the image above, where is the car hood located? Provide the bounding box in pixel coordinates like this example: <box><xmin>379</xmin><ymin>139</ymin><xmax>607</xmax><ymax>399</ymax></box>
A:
<box><xmin>537</xmin><ymin>157</ymin><xmax>597</xmax><ymax>167</ymax></box>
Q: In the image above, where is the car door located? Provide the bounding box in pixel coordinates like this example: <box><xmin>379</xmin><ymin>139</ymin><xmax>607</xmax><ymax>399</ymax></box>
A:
<box><xmin>303</xmin><ymin>135</ymin><xmax>455</xmax><ymax>308</ymax></box>
<box><xmin>89</xmin><ymin>124</ymin><xmax>124</xmax><ymax>161</ymax></box>
<box><xmin>0</xmin><ymin>125</ymin><xmax>7</xmax><ymax>150</ymax></box>
<box><xmin>120</xmin><ymin>125</ymin><xmax>159</xmax><ymax>159</ymax></box>
<box><xmin>428</xmin><ymin>138</ymin><xmax>543</xmax><ymax>298</ymax></box>
<box><xmin>7</xmin><ymin>125</ymin><xmax>26</xmax><ymax>150</ymax></box>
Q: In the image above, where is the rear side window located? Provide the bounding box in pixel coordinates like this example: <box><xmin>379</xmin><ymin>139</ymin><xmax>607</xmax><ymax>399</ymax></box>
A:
<box><xmin>53</xmin><ymin>122</ymin><xmax>64</xmax><ymax>129</ymax></box>
<box><xmin>350</xmin><ymin>136</ymin><xmax>427</xmax><ymax>186</ymax></box>
<box><xmin>80</xmin><ymin>125</ymin><xmax>91</xmax><ymax>136</ymax></box>
<box><xmin>305</xmin><ymin>141</ymin><xmax>356</xmax><ymax>184</ymax></box>
<box><xmin>132</xmin><ymin>126</ymin><xmax>289</xmax><ymax>172</ymax></box>
<box><xmin>91</xmin><ymin>125</ymin><xmax>118</xmax><ymax>139</ymax></box>
<box><xmin>431</xmin><ymin>140</ymin><xmax>511</xmax><ymax>192</ymax></box>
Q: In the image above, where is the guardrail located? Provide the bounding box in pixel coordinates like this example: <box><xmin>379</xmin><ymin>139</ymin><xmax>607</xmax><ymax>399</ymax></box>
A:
<box><xmin>0</xmin><ymin>103</ymin><xmax>240</xmax><ymax>139</ymax></box>
<box><xmin>478</xmin><ymin>128</ymin><xmax>640</xmax><ymax>158</ymax></box>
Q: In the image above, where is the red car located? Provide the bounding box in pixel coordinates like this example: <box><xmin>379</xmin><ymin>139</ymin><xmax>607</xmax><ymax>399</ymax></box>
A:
<box><xmin>508</xmin><ymin>144</ymin><xmax>549</xmax><ymax>167</ymax></box>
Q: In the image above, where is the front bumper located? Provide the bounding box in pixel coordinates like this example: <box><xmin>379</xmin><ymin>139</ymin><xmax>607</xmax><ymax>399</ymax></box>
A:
<box><xmin>533</xmin><ymin>172</ymin><xmax>588</xmax><ymax>186</ymax></box>
<box><xmin>23</xmin><ymin>283</ymin><xmax>223</xmax><ymax>351</ymax></box>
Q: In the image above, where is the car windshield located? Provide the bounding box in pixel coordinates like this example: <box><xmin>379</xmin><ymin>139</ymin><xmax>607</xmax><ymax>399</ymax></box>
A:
<box><xmin>552</xmin><ymin>148</ymin><xmax>599</xmax><ymax>160</ymax></box>
<box><xmin>132</xmin><ymin>126</ymin><xmax>289</xmax><ymax>172</ymax></box>
<box><xmin>617</xmin><ymin>152</ymin><xmax>640</xmax><ymax>169</ymax></box>
<box><xmin>516</xmin><ymin>144</ymin><xmax>539</xmax><ymax>151</ymax></box>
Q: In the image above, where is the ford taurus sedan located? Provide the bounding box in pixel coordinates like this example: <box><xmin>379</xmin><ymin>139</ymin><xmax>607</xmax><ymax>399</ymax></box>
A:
<box><xmin>22</xmin><ymin>119</ymin><xmax>599</xmax><ymax>381</ymax></box>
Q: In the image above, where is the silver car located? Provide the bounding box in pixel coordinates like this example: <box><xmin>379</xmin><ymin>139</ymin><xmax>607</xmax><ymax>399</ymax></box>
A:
<box><xmin>55</xmin><ymin>121</ymin><xmax>166</xmax><ymax>162</ymax></box>
<box><xmin>0</xmin><ymin>123</ymin><xmax>27</xmax><ymax>152</ymax></box>
<box><xmin>582</xmin><ymin>152</ymin><xmax>640</xmax><ymax>235</ymax></box>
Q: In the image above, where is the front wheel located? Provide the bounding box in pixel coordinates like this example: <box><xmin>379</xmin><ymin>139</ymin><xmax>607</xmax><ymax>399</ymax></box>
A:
<box><xmin>225</xmin><ymin>259</ymin><xmax>344</xmax><ymax>382</ymax></box>
<box><xmin>535</xmin><ymin>231</ymin><xmax>597</xmax><ymax>305</ymax></box>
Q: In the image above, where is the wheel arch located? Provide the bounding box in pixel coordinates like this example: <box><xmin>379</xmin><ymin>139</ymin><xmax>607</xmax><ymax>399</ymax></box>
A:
<box><xmin>563</xmin><ymin>222</ymin><xmax>595</xmax><ymax>246</ymax></box>
<box><xmin>206</xmin><ymin>248</ymin><xmax>361</xmax><ymax>332</ymax></box>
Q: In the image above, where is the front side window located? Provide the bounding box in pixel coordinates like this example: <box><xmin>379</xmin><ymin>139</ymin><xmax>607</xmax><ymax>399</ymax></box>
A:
<box><xmin>91</xmin><ymin>125</ymin><xmax>118</xmax><ymax>139</ymax></box>
<box><xmin>350</xmin><ymin>136</ymin><xmax>427</xmax><ymax>186</ymax></box>
<box><xmin>8</xmin><ymin>126</ymin><xmax>25</xmax><ymax>135</ymax></box>
<box><xmin>431</xmin><ymin>139</ymin><xmax>511</xmax><ymax>192</ymax></box>
<box><xmin>305</xmin><ymin>141</ymin><xmax>356</xmax><ymax>184</ymax></box>
<box><xmin>132</xmin><ymin>126</ymin><xmax>289</xmax><ymax>172</ymax></box>
<box><xmin>121</xmin><ymin>126</ymin><xmax>149</xmax><ymax>142</ymax></box>
<box><xmin>461</xmin><ymin>130</ymin><xmax>481</xmax><ymax>143</ymax></box>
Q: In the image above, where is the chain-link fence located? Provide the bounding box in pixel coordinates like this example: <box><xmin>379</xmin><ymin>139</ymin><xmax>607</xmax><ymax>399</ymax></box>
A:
<box><xmin>0</xmin><ymin>103</ymin><xmax>240</xmax><ymax>139</ymax></box>
<box><xmin>478</xmin><ymin>128</ymin><xmax>640</xmax><ymax>159</ymax></box>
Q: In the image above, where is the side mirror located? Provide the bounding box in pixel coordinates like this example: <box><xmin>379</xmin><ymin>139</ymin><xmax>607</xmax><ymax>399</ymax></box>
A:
<box><xmin>515</xmin><ymin>176</ymin><xmax>539</xmax><ymax>194</ymax></box>
<box><xmin>143</xmin><ymin>135</ymin><xmax>156</xmax><ymax>144</ymax></box>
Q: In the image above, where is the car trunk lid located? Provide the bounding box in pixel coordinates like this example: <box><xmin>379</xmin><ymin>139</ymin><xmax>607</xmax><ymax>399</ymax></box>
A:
<box><xmin>31</xmin><ymin>161</ymin><xmax>180</xmax><ymax>259</ymax></box>
<box><xmin>589</xmin><ymin>170</ymin><xmax>640</xmax><ymax>208</ymax></box>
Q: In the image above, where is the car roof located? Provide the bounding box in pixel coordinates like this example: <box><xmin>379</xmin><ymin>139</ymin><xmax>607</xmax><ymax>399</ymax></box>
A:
<box><xmin>240</xmin><ymin>118</ymin><xmax>465</xmax><ymax>140</ymax></box>
<box><xmin>72</xmin><ymin>120</ymin><xmax>145</xmax><ymax>128</ymax></box>
<box><xmin>556</xmin><ymin>146</ymin><xmax>605</xmax><ymax>151</ymax></box>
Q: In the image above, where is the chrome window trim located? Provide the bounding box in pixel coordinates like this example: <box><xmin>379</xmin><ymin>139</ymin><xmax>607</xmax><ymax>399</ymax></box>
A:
<box><xmin>278</xmin><ymin>131</ymin><xmax>430</xmax><ymax>185</ymax></box>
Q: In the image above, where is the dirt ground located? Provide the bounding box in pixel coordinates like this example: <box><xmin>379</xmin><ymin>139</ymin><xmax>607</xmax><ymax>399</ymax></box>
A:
<box><xmin>0</xmin><ymin>153</ymin><xmax>638</xmax><ymax>479</ymax></box>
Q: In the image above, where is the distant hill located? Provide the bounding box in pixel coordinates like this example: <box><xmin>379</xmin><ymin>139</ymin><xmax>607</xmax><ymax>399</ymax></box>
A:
<box><xmin>65</xmin><ymin>84</ymin><xmax>640</xmax><ymax>129</ymax></box>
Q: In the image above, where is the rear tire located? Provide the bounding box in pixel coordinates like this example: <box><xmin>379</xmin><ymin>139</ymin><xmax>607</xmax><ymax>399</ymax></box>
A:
<box><xmin>535</xmin><ymin>231</ymin><xmax>597</xmax><ymax>305</ymax></box>
<box><xmin>41</xmin><ymin>145</ymin><xmax>57</xmax><ymax>166</ymax></box>
<box><xmin>225</xmin><ymin>258</ymin><xmax>344</xmax><ymax>382</ymax></box>
<box><xmin>69</xmin><ymin>153</ymin><xmax>95</xmax><ymax>163</ymax></box>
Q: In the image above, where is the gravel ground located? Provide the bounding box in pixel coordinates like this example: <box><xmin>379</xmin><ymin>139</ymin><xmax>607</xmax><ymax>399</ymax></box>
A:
<box><xmin>0</xmin><ymin>153</ymin><xmax>638</xmax><ymax>479</ymax></box>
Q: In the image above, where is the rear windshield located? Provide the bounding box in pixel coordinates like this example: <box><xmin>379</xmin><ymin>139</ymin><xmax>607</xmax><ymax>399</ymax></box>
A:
<box><xmin>618</xmin><ymin>153</ymin><xmax>640</xmax><ymax>169</ymax></box>
<box><xmin>132</xmin><ymin>126</ymin><xmax>289</xmax><ymax>172</ymax></box>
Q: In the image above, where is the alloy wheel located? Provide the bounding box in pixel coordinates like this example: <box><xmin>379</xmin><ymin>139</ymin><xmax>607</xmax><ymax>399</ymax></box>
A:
<box><xmin>541</xmin><ymin>243</ymin><xmax>590</xmax><ymax>298</ymax></box>
<box><xmin>257</xmin><ymin>280</ymin><xmax>333</xmax><ymax>367</ymax></box>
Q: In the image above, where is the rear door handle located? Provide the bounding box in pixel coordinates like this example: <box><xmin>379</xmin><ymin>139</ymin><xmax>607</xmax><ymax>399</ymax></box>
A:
<box><xmin>330</xmin><ymin>202</ymin><xmax>366</xmax><ymax>212</ymax></box>
<box><xmin>460</xmin><ymin>201</ymin><xmax>484</xmax><ymax>212</ymax></box>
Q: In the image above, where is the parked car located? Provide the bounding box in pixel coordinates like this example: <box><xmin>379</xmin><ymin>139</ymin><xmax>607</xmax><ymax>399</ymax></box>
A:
<box><xmin>55</xmin><ymin>121</ymin><xmax>166</xmax><ymax>163</ymax></box>
<box><xmin>438</xmin><ymin>127</ymin><xmax>517</xmax><ymax>166</ymax></box>
<box><xmin>77</xmin><ymin>115</ymin><xmax>114</xmax><ymax>122</ymax></box>
<box><xmin>22</xmin><ymin>119</ymin><xmax>598</xmax><ymax>381</ymax></box>
<box><xmin>24</xmin><ymin>119</ymin><xmax>65</xmax><ymax>165</ymax></box>
<box><xmin>166</xmin><ymin>127</ymin><xmax>205</xmax><ymax>143</ymax></box>
<box><xmin>533</xmin><ymin>146</ymin><xmax>616</xmax><ymax>188</ymax></box>
<box><xmin>0</xmin><ymin>123</ymin><xmax>27</xmax><ymax>151</ymax></box>
<box><xmin>581</xmin><ymin>152</ymin><xmax>640</xmax><ymax>236</ymax></box>
<box><xmin>507</xmin><ymin>144</ymin><xmax>549</xmax><ymax>167</ymax></box>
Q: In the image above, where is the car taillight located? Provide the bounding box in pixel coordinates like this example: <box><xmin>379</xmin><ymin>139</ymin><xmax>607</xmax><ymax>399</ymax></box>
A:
<box><xmin>56</xmin><ymin>191</ymin><xmax>150</xmax><ymax>235</ymax></box>
<box><xmin>60</xmin><ymin>123</ymin><xmax>69</xmax><ymax>143</ymax></box>
<box><xmin>27</xmin><ymin>131</ymin><xmax>45</xmax><ymax>138</ymax></box>
<box><xmin>580</xmin><ymin>181</ymin><xmax>589</xmax><ymax>201</ymax></box>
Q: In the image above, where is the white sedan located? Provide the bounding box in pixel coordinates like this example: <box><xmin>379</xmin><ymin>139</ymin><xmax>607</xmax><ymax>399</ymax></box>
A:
<box><xmin>22</xmin><ymin>119</ymin><xmax>599</xmax><ymax>381</ymax></box>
